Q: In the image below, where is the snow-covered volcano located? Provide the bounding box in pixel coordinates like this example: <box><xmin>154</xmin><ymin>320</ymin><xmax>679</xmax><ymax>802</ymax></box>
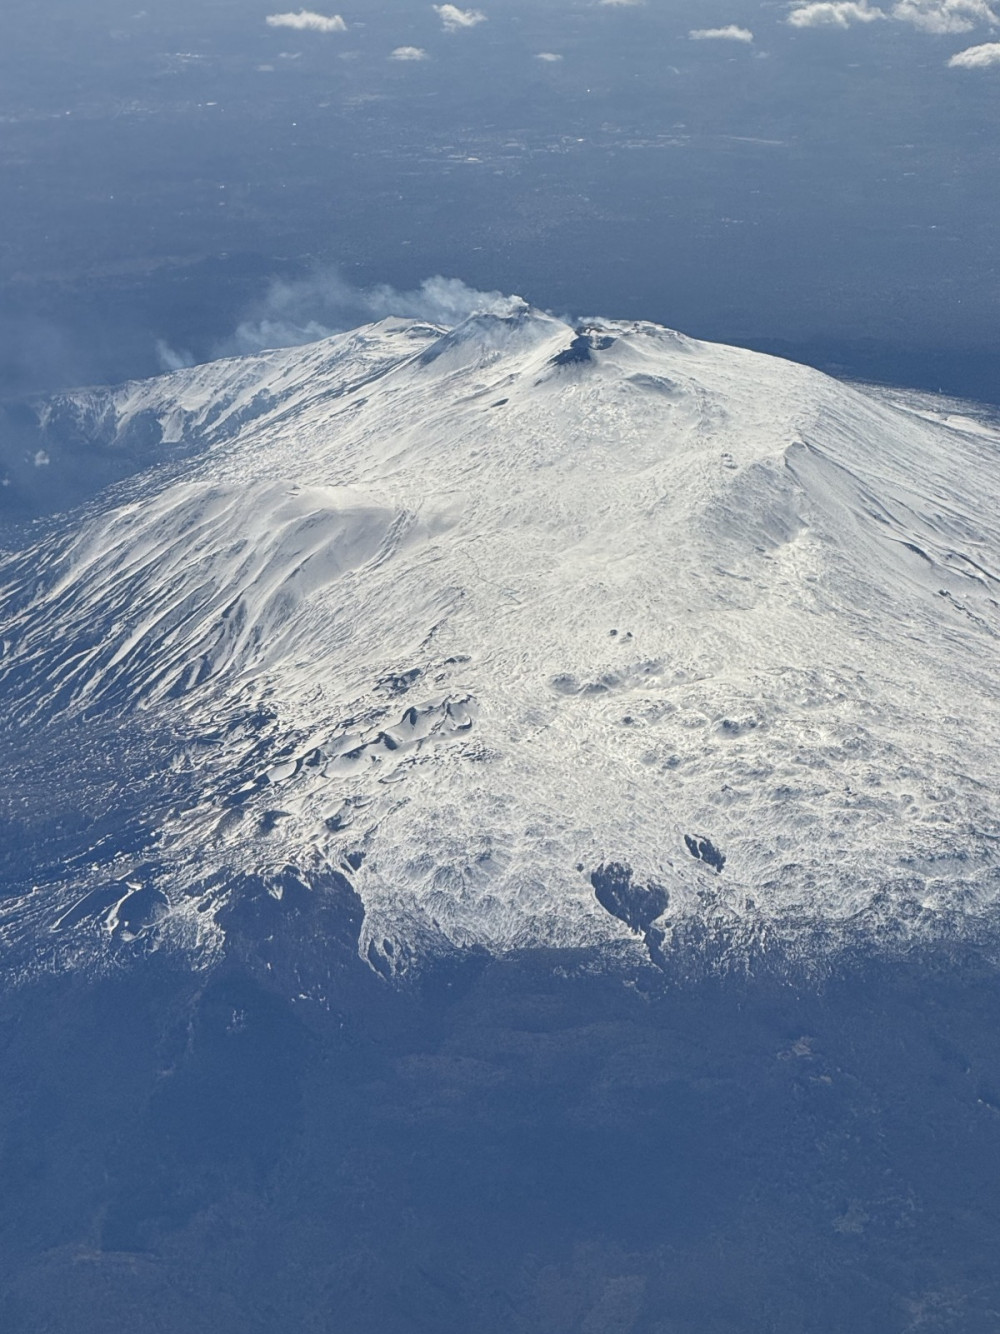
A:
<box><xmin>3</xmin><ymin>304</ymin><xmax>1000</xmax><ymax>980</ymax></box>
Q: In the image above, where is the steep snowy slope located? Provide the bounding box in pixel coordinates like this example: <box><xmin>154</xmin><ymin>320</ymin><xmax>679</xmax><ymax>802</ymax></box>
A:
<box><xmin>3</xmin><ymin>305</ymin><xmax>1000</xmax><ymax>980</ymax></box>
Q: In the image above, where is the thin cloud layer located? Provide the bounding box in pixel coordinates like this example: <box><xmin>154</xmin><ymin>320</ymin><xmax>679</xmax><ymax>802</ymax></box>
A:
<box><xmin>265</xmin><ymin>10</ymin><xmax>347</xmax><ymax>33</ymax></box>
<box><xmin>434</xmin><ymin>4</ymin><xmax>487</xmax><ymax>30</ymax></box>
<box><xmin>535</xmin><ymin>51</ymin><xmax>564</xmax><ymax>61</ymax></box>
<box><xmin>948</xmin><ymin>37</ymin><xmax>1000</xmax><ymax>58</ymax></box>
<box><xmin>787</xmin><ymin>2</ymin><xmax>885</xmax><ymax>27</ymax></box>
<box><xmin>690</xmin><ymin>25</ymin><xmax>755</xmax><ymax>41</ymax></box>
<box><xmin>390</xmin><ymin>46</ymin><xmax>429</xmax><ymax>60</ymax></box>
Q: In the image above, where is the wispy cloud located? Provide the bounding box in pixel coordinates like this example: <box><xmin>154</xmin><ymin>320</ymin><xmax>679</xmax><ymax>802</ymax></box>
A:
<box><xmin>948</xmin><ymin>36</ymin><xmax>1000</xmax><ymax>58</ymax></box>
<box><xmin>535</xmin><ymin>51</ymin><xmax>564</xmax><ymax>61</ymax></box>
<box><xmin>788</xmin><ymin>0</ymin><xmax>997</xmax><ymax>27</ymax></box>
<box><xmin>265</xmin><ymin>10</ymin><xmax>347</xmax><ymax>33</ymax></box>
<box><xmin>600</xmin><ymin>0</ymin><xmax>644</xmax><ymax>6</ymax></box>
<box><xmin>894</xmin><ymin>0</ymin><xmax>998</xmax><ymax>31</ymax></box>
<box><xmin>787</xmin><ymin>2</ymin><xmax>885</xmax><ymax>26</ymax></box>
<box><xmin>155</xmin><ymin>339</ymin><xmax>195</xmax><ymax>372</ymax></box>
<box><xmin>690</xmin><ymin>25</ymin><xmax>755</xmax><ymax>41</ymax></box>
<box><xmin>434</xmin><ymin>4</ymin><xmax>487</xmax><ymax>30</ymax></box>
<box><xmin>390</xmin><ymin>45</ymin><xmax>429</xmax><ymax>60</ymax></box>
<box><xmin>217</xmin><ymin>273</ymin><xmax>524</xmax><ymax>358</ymax></box>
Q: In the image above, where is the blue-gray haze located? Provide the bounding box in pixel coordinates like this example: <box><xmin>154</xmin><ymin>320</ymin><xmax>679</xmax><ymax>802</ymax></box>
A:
<box><xmin>1</xmin><ymin>0</ymin><xmax>998</xmax><ymax>399</ymax></box>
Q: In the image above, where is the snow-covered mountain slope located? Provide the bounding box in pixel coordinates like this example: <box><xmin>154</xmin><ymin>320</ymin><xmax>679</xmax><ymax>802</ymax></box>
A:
<box><xmin>3</xmin><ymin>305</ymin><xmax>1000</xmax><ymax>980</ymax></box>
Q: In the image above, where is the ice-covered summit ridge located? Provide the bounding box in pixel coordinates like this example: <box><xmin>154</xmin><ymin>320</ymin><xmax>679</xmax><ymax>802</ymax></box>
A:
<box><xmin>3</xmin><ymin>307</ymin><xmax>1000</xmax><ymax>980</ymax></box>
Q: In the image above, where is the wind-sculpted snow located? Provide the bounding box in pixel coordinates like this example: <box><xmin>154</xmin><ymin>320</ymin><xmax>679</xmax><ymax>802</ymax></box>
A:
<box><xmin>4</xmin><ymin>482</ymin><xmax>405</xmax><ymax>711</ymax></box>
<box><xmin>3</xmin><ymin>305</ymin><xmax>1000</xmax><ymax>981</ymax></box>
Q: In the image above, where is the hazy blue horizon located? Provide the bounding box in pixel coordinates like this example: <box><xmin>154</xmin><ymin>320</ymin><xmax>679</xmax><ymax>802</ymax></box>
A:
<box><xmin>2</xmin><ymin>0</ymin><xmax>998</xmax><ymax>401</ymax></box>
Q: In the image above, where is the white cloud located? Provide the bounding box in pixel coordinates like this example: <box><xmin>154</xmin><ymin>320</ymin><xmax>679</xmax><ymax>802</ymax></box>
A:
<box><xmin>219</xmin><ymin>273</ymin><xmax>524</xmax><ymax>357</ymax></box>
<box><xmin>948</xmin><ymin>37</ymin><xmax>1000</xmax><ymax>58</ymax></box>
<box><xmin>390</xmin><ymin>45</ymin><xmax>429</xmax><ymax>60</ymax></box>
<box><xmin>690</xmin><ymin>25</ymin><xmax>755</xmax><ymax>41</ymax></box>
<box><xmin>600</xmin><ymin>0</ymin><xmax>644</xmax><ymax>6</ymax></box>
<box><xmin>894</xmin><ymin>0</ymin><xmax>998</xmax><ymax>31</ymax></box>
<box><xmin>535</xmin><ymin>51</ymin><xmax>564</xmax><ymax>61</ymax></box>
<box><xmin>433</xmin><ymin>4</ymin><xmax>486</xmax><ymax>30</ymax></box>
<box><xmin>788</xmin><ymin>0</ymin><xmax>997</xmax><ymax>28</ymax></box>
<box><xmin>787</xmin><ymin>1</ymin><xmax>886</xmax><ymax>25</ymax></box>
<box><xmin>265</xmin><ymin>10</ymin><xmax>347</xmax><ymax>33</ymax></box>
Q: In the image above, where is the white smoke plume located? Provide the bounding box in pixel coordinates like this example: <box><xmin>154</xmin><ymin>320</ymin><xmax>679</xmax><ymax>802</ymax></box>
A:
<box><xmin>155</xmin><ymin>339</ymin><xmax>196</xmax><ymax>373</ymax></box>
<box><xmin>217</xmin><ymin>273</ymin><xmax>525</xmax><ymax>357</ymax></box>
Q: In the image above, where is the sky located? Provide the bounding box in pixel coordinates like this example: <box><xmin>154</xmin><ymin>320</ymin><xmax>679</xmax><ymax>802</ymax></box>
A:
<box><xmin>0</xmin><ymin>0</ymin><xmax>998</xmax><ymax>399</ymax></box>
